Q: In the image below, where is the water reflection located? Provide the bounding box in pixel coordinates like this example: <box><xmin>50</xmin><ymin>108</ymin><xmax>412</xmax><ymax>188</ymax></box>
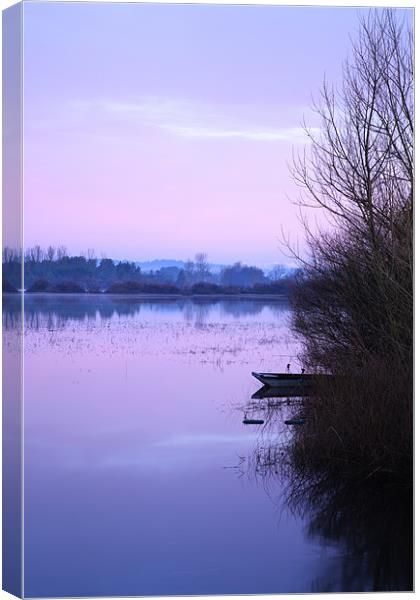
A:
<box><xmin>3</xmin><ymin>293</ymin><xmax>290</xmax><ymax>331</ymax></box>
<box><xmin>241</xmin><ymin>396</ymin><xmax>413</xmax><ymax>592</ymax></box>
<box><xmin>252</xmin><ymin>384</ymin><xmax>309</xmax><ymax>399</ymax></box>
<box><xmin>300</xmin><ymin>475</ymin><xmax>413</xmax><ymax>592</ymax></box>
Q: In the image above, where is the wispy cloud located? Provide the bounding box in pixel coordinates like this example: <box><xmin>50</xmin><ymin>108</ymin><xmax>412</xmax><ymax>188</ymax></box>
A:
<box><xmin>161</xmin><ymin>124</ymin><xmax>311</xmax><ymax>142</ymax></box>
<box><xmin>74</xmin><ymin>97</ymin><xmax>317</xmax><ymax>143</ymax></box>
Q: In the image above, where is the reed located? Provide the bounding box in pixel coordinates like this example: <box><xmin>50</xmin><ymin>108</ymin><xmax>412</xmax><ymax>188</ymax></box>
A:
<box><xmin>289</xmin><ymin>358</ymin><xmax>412</xmax><ymax>481</ymax></box>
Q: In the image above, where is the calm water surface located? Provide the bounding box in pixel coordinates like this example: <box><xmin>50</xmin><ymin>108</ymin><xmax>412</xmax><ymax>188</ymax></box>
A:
<box><xmin>3</xmin><ymin>295</ymin><xmax>412</xmax><ymax>596</ymax></box>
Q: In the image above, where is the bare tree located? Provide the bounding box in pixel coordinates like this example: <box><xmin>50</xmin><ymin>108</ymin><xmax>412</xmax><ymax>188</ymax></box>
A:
<box><xmin>194</xmin><ymin>252</ymin><xmax>211</xmax><ymax>282</ymax></box>
<box><xmin>56</xmin><ymin>245</ymin><xmax>68</xmax><ymax>260</ymax></box>
<box><xmin>183</xmin><ymin>259</ymin><xmax>195</xmax><ymax>287</ymax></box>
<box><xmin>270</xmin><ymin>264</ymin><xmax>287</xmax><ymax>281</ymax></box>
<box><xmin>292</xmin><ymin>9</ymin><xmax>413</xmax><ymax>371</ymax></box>
<box><xmin>46</xmin><ymin>246</ymin><xmax>56</xmax><ymax>261</ymax></box>
<box><xmin>24</xmin><ymin>245</ymin><xmax>45</xmax><ymax>263</ymax></box>
<box><xmin>3</xmin><ymin>246</ymin><xmax>19</xmax><ymax>263</ymax></box>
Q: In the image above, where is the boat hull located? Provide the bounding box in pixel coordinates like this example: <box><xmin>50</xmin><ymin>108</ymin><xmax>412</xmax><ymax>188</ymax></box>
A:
<box><xmin>251</xmin><ymin>371</ymin><xmax>321</xmax><ymax>388</ymax></box>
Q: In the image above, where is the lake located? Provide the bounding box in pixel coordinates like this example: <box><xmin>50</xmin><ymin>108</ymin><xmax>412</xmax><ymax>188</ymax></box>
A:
<box><xmin>3</xmin><ymin>295</ymin><xmax>412</xmax><ymax>596</ymax></box>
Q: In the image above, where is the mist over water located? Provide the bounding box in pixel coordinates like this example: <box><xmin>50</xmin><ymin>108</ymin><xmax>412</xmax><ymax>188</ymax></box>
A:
<box><xmin>3</xmin><ymin>295</ymin><xmax>411</xmax><ymax>596</ymax></box>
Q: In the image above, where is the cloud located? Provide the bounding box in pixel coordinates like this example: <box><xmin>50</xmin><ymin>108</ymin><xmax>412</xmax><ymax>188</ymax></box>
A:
<box><xmin>76</xmin><ymin>97</ymin><xmax>316</xmax><ymax>144</ymax></box>
<box><xmin>163</xmin><ymin>124</ymin><xmax>312</xmax><ymax>142</ymax></box>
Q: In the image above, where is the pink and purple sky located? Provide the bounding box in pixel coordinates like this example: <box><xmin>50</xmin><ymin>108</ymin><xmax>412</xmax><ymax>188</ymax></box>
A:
<box><xmin>23</xmin><ymin>3</ymin><xmax>368</xmax><ymax>265</ymax></box>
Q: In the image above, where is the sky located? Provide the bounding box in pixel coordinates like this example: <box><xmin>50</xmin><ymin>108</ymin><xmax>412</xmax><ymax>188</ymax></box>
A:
<box><xmin>22</xmin><ymin>2</ymin><xmax>369</xmax><ymax>266</ymax></box>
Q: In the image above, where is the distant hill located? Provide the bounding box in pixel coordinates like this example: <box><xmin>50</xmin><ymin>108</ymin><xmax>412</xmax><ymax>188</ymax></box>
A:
<box><xmin>136</xmin><ymin>258</ymin><xmax>297</xmax><ymax>277</ymax></box>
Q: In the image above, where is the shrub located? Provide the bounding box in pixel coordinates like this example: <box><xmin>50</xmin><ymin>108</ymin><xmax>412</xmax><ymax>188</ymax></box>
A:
<box><xmin>3</xmin><ymin>279</ymin><xmax>18</xmax><ymax>293</ymax></box>
<box><xmin>290</xmin><ymin>357</ymin><xmax>412</xmax><ymax>480</ymax></box>
<box><xmin>50</xmin><ymin>281</ymin><xmax>86</xmax><ymax>293</ymax></box>
<box><xmin>252</xmin><ymin>280</ymin><xmax>294</xmax><ymax>294</ymax></box>
<box><xmin>105</xmin><ymin>281</ymin><xmax>180</xmax><ymax>294</ymax></box>
<box><xmin>26</xmin><ymin>279</ymin><xmax>51</xmax><ymax>293</ymax></box>
<box><xmin>189</xmin><ymin>282</ymin><xmax>222</xmax><ymax>294</ymax></box>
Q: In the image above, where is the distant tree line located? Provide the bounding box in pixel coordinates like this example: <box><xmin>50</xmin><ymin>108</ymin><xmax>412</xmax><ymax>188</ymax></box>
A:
<box><xmin>3</xmin><ymin>247</ymin><xmax>296</xmax><ymax>295</ymax></box>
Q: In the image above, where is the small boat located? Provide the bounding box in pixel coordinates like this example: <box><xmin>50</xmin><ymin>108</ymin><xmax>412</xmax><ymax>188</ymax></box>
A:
<box><xmin>243</xmin><ymin>418</ymin><xmax>264</xmax><ymax>425</ymax></box>
<box><xmin>252</xmin><ymin>372</ymin><xmax>316</xmax><ymax>388</ymax></box>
